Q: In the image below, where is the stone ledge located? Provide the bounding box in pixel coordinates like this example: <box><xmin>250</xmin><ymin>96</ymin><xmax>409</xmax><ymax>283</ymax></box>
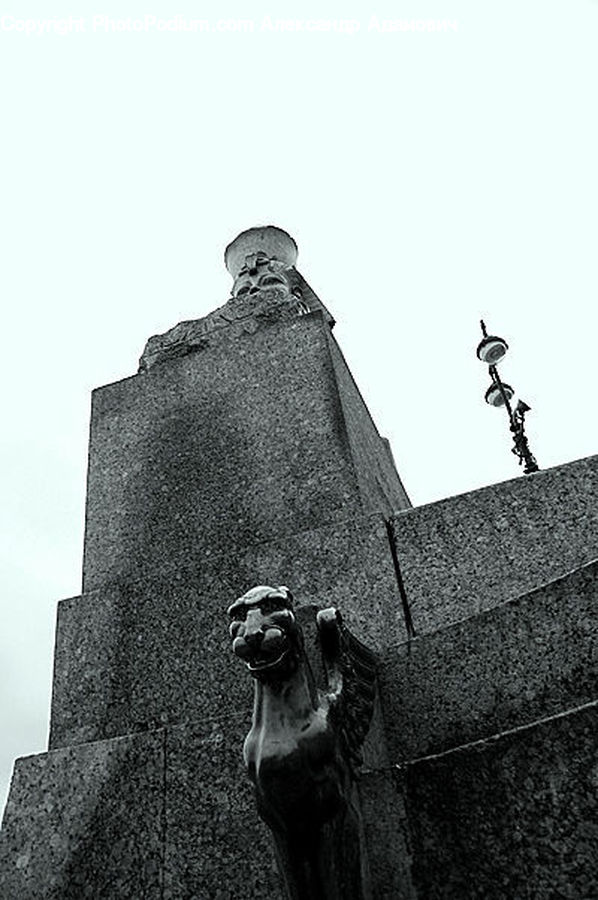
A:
<box><xmin>0</xmin><ymin>718</ymin><xmax>283</xmax><ymax>900</ymax></box>
<box><xmin>390</xmin><ymin>452</ymin><xmax>598</xmax><ymax>634</ymax></box>
<box><xmin>379</xmin><ymin>560</ymin><xmax>598</xmax><ymax>760</ymax></box>
<box><xmin>0</xmin><ymin>730</ymin><xmax>165</xmax><ymax>899</ymax></box>
<box><xmin>50</xmin><ymin>511</ymin><xmax>405</xmax><ymax>750</ymax></box>
<box><xmin>360</xmin><ymin>700</ymin><xmax>598</xmax><ymax>900</ymax></box>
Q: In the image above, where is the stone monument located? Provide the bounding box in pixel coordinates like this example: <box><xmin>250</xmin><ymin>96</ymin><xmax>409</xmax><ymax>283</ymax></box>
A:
<box><xmin>1</xmin><ymin>226</ymin><xmax>597</xmax><ymax>898</ymax></box>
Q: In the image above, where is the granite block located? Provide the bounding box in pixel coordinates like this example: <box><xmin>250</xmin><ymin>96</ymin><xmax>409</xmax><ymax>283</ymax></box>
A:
<box><xmin>160</xmin><ymin>712</ymin><xmax>390</xmax><ymax>899</ymax></box>
<box><xmin>1</xmin><ymin>711</ymin><xmax>394</xmax><ymax>899</ymax></box>
<box><xmin>164</xmin><ymin>716</ymin><xmax>283</xmax><ymax>899</ymax></box>
<box><xmin>49</xmin><ymin>570</ymin><xmax>250</xmax><ymax>751</ymax></box>
<box><xmin>326</xmin><ymin>333</ymin><xmax>411</xmax><ymax>516</ymax></box>
<box><xmin>50</xmin><ymin>511</ymin><xmax>405</xmax><ymax>749</ymax></box>
<box><xmin>83</xmin><ymin>311</ymin><xmax>406</xmax><ymax>592</ymax></box>
<box><xmin>0</xmin><ymin>731</ymin><xmax>164</xmax><ymax>899</ymax></box>
<box><xmin>390</xmin><ymin>453</ymin><xmax>598</xmax><ymax>634</ymax></box>
<box><xmin>403</xmin><ymin>701</ymin><xmax>598</xmax><ymax>899</ymax></box>
<box><xmin>358</xmin><ymin>771</ymin><xmax>417</xmax><ymax>900</ymax></box>
<box><xmin>237</xmin><ymin>511</ymin><xmax>406</xmax><ymax>648</ymax></box>
<box><xmin>379</xmin><ymin>560</ymin><xmax>598</xmax><ymax>760</ymax></box>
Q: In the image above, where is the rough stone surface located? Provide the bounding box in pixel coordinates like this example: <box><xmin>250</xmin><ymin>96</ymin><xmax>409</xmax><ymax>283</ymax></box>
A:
<box><xmin>50</xmin><ymin>573</ymin><xmax>250</xmax><ymax>750</ymax></box>
<box><xmin>138</xmin><ymin>265</ymin><xmax>335</xmax><ymax>375</ymax></box>
<box><xmin>238</xmin><ymin>512</ymin><xmax>407</xmax><ymax>649</ymax></box>
<box><xmin>0</xmin><ymin>719</ymin><xmax>285</xmax><ymax>900</ymax></box>
<box><xmin>403</xmin><ymin>701</ymin><xmax>598</xmax><ymax>899</ymax></box>
<box><xmin>327</xmin><ymin>335</ymin><xmax>411</xmax><ymax>516</ymax></box>
<box><xmin>164</xmin><ymin>717</ymin><xmax>283</xmax><ymax>899</ymax></box>
<box><xmin>6</xmin><ymin>702</ymin><xmax>598</xmax><ymax>899</ymax></box>
<box><xmin>390</xmin><ymin>453</ymin><xmax>598</xmax><ymax>634</ymax></box>
<box><xmin>50</xmin><ymin>511</ymin><xmax>404</xmax><ymax>750</ymax></box>
<box><xmin>0</xmin><ymin>731</ymin><xmax>164</xmax><ymax>899</ymax></box>
<box><xmin>138</xmin><ymin>276</ymin><xmax>311</xmax><ymax>373</ymax></box>
<box><xmin>84</xmin><ymin>311</ymin><xmax>407</xmax><ymax>593</ymax></box>
<box><xmin>379</xmin><ymin>560</ymin><xmax>598</xmax><ymax>761</ymax></box>
<box><xmin>1</xmin><ymin>714</ymin><xmax>394</xmax><ymax>900</ymax></box>
<box><xmin>358</xmin><ymin>771</ymin><xmax>417</xmax><ymax>900</ymax></box>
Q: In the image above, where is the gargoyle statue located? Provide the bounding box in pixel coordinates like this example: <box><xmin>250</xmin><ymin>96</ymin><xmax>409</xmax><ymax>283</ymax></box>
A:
<box><xmin>228</xmin><ymin>585</ymin><xmax>377</xmax><ymax>900</ymax></box>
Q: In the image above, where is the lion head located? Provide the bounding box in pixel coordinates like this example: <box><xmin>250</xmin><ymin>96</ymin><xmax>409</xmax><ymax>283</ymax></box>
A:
<box><xmin>228</xmin><ymin>585</ymin><xmax>302</xmax><ymax>682</ymax></box>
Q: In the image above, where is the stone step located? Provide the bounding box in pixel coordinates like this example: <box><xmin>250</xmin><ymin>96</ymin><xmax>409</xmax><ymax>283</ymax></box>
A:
<box><xmin>379</xmin><ymin>559</ymin><xmax>598</xmax><ymax>760</ymax></box>
<box><xmin>49</xmin><ymin>510</ymin><xmax>403</xmax><ymax>750</ymax></box>
<box><xmin>0</xmin><ymin>717</ymin><xmax>283</xmax><ymax>899</ymax></box>
<box><xmin>389</xmin><ymin>453</ymin><xmax>598</xmax><ymax>634</ymax></box>
<box><xmin>360</xmin><ymin>700</ymin><xmax>598</xmax><ymax>899</ymax></box>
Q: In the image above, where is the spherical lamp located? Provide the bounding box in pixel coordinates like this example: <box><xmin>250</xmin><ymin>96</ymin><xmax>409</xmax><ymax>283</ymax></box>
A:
<box><xmin>485</xmin><ymin>382</ymin><xmax>514</xmax><ymax>407</ymax></box>
<box><xmin>476</xmin><ymin>334</ymin><xmax>509</xmax><ymax>365</ymax></box>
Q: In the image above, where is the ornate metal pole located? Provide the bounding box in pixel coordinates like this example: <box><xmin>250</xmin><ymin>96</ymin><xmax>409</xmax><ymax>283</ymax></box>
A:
<box><xmin>477</xmin><ymin>320</ymin><xmax>539</xmax><ymax>475</ymax></box>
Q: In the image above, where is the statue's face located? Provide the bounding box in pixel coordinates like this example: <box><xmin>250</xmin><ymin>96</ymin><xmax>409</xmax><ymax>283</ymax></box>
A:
<box><xmin>228</xmin><ymin>586</ymin><xmax>299</xmax><ymax>681</ymax></box>
<box><xmin>232</xmin><ymin>253</ymin><xmax>291</xmax><ymax>301</ymax></box>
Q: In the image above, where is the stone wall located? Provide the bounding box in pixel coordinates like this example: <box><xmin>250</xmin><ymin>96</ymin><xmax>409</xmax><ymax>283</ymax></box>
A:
<box><xmin>380</xmin><ymin>559</ymin><xmax>598</xmax><ymax>760</ymax></box>
<box><xmin>401</xmin><ymin>702</ymin><xmax>598</xmax><ymax>900</ymax></box>
<box><xmin>390</xmin><ymin>453</ymin><xmax>598</xmax><ymax>634</ymax></box>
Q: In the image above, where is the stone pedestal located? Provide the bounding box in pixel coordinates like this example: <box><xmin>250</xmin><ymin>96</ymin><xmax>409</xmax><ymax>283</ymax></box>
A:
<box><xmin>83</xmin><ymin>311</ymin><xmax>409</xmax><ymax>592</ymax></box>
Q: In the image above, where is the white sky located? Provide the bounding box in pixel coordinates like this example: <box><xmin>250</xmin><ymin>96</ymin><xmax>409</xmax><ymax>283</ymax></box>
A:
<box><xmin>1</xmin><ymin>0</ymin><xmax>597</xmax><ymax>819</ymax></box>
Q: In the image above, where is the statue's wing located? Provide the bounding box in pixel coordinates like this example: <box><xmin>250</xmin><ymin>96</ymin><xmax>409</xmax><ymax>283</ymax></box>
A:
<box><xmin>316</xmin><ymin>608</ymin><xmax>378</xmax><ymax>769</ymax></box>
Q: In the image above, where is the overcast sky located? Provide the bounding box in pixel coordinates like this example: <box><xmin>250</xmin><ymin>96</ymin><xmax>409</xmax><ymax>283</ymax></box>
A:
<box><xmin>1</xmin><ymin>0</ymin><xmax>597</xmax><ymax>818</ymax></box>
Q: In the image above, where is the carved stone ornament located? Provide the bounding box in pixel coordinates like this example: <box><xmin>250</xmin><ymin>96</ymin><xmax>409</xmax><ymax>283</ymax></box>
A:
<box><xmin>138</xmin><ymin>227</ymin><xmax>313</xmax><ymax>374</ymax></box>
<box><xmin>228</xmin><ymin>585</ymin><xmax>377</xmax><ymax>900</ymax></box>
<box><xmin>137</xmin><ymin>286</ymin><xmax>309</xmax><ymax>373</ymax></box>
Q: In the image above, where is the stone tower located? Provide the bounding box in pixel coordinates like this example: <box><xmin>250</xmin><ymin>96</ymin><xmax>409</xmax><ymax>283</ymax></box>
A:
<box><xmin>1</xmin><ymin>227</ymin><xmax>597</xmax><ymax>898</ymax></box>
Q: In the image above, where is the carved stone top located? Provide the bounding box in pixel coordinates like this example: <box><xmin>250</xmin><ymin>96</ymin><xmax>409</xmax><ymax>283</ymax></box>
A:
<box><xmin>138</xmin><ymin>226</ymin><xmax>332</xmax><ymax>374</ymax></box>
<box><xmin>224</xmin><ymin>226</ymin><xmax>298</xmax><ymax>281</ymax></box>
